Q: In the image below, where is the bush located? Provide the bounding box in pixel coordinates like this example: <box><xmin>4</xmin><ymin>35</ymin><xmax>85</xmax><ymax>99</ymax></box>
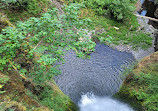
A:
<box><xmin>0</xmin><ymin>3</ymin><xmax>95</xmax><ymax>84</ymax></box>
<box><xmin>0</xmin><ymin>0</ymin><xmax>48</xmax><ymax>15</ymax></box>
<box><xmin>72</xmin><ymin>0</ymin><xmax>136</xmax><ymax>21</ymax></box>
<box><xmin>0</xmin><ymin>0</ymin><xmax>27</xmax><ymax>9</ymax></box>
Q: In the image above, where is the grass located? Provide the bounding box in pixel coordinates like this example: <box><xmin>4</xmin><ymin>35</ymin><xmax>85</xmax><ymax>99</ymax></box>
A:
<box><xmin>79</xmin><ymin>8</ymin><xmax>153</xmax><ymax>50</ymax></box>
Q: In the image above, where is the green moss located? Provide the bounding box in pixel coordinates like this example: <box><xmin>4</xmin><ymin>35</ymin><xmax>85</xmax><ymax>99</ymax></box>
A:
<box><xmin>115</xmin><ymin>52</ymin><xmax>158</xmax><ymax>111</ymax></box>
<box><xmin>37</xmin><ymin>83</ymin><xmax>78</xmax><ymax>111</ymax></box>
<box><xmin>114</xmin><ymin>85</ymin><xmax>143</xmax><ymax>111</ymax></box>
<box><xmin>0</xmin><ymin>71</ymin><xmax>77</xmax><ymax>111</ymax></box>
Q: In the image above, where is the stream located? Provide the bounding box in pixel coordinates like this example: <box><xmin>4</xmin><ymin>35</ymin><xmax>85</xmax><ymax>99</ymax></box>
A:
<box><xmin>54</xmin><ymin>0</ymin><xmax>158</xmax><ymax>111</ymax></box>
<box><xmin>54</xmin><ymin>43</ymin><xmax>135</xmax><ymax>110</ymax></box>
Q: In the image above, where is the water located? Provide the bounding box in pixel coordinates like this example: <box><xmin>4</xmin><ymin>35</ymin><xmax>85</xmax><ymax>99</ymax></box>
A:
<box><xmin>137</xmin><ymin>10</ymin><xmax>147</xmax><ymax>16</ymax></box>
<box><xmin>140</xmin><ymin>0</ymin><xmax>145</xmax><ymax>4</ymax></box>
<box><xmin>79</xmin><ymin>93</ymin><xmax>134</xmax><ymax>111</ymax></box>
<box><xmin>55</xmin><ymin>43</ymin><xmax>135</xmax><ymax>103</ymax></box>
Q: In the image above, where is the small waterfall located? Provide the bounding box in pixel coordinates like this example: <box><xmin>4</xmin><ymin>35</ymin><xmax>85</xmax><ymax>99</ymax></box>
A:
<box><xmin>79</xmin><ymin>92</ymin><xmax>134</xmax><ymax>111</ymax></box>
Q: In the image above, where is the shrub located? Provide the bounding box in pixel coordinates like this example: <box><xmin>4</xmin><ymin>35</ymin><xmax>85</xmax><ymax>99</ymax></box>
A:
<box><xmin>0</xmin><ymin>3</ymin><xmax>95</xmax><ymax>84</ymax></box>
<box><xmin>0</xmin><ymin>0</ymin><xmax>26</xmax><ymax>9</ymax></box>
<box><xmin>0</xmin><ymin>74</ymin><xmax>9</xmax><ymax>94</ymax></box>
<box><xmin>0</xmin><ymin>0</ymin><xmax>48</xmax><ymax>15</ymax></box>
<box><xmin>72</xmin><ymin>0</ymin><xmax>136</xmax><ymax>21</ymax></box>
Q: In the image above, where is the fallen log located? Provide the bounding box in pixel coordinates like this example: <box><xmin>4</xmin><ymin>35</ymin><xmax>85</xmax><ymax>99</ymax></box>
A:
<box><xmin>134</xmin><ymin>14</ymin><xmax>158</xmax><ymax>22</ymax></box>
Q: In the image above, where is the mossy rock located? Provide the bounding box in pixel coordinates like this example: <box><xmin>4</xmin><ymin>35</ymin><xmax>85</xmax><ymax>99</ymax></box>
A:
<box><xmin>114</xmin><ymin>85</ymin><xmax>143</xmax><ymax>111</ymax></box>
<box><xmin>47</xmin><ymin>82</ymin><xmax>79</xmax><ymax>111</ymax></box>
<box><xmin>115</xmin><ymin>51</ymin><xmax>158</xmax><ymax>111</ymax></box>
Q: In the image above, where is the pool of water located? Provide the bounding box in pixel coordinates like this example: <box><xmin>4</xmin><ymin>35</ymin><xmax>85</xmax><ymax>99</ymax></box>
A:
<box><xmin>55</xmin><ymin>43</ymin><xmax>135</xmax><ymax>103</ymax></box>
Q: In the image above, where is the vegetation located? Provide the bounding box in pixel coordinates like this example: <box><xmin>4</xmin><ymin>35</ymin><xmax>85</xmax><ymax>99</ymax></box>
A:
<box><xmin>66</xmin><ymin>0</ymin><xmax>137</xmax><ymax>21</ymax></box>
<box><xmin>0</xmin><ymin>0</ymin><xmax>156</xmax><ymax>110</ymax></box>
<box><xmin>59</xmin><ymin>0</ymin><xmax>152</xmax><ymax>50</ymax></box>
<box><xmin>0</xmin><ymin>3</ymin><xmax>95</xmax><ymax>84</ymax></box>
<box><xmin>0</xmin><ymin>0</ymin><xmax>49</xmax><ymax>23</ymax></box>
<box><xmin>0</xmin><ymin>2</ymin><xmax>93</xmax><ymax>111</ymax></box>
<box><xmin>115</xmin><ymin>52</ymin><xmax>158</xmax><ymax>111</ymax></box>
<box><xmin>132</xmin><ymin>64</ymin><xmax>158</xmax><ymax>110</ymax></box>
<box><xmin>155</xmin><ymin>0</ymin><xmax>158</xmax><ymax>4</ymax></box>
<box><xmin>78</xmin><ymin>8</ymin><xmax>152</xmax><ymax>49</ymax></box>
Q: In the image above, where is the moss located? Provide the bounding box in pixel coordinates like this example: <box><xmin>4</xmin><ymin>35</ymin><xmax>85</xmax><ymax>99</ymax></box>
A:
<box><xmin>1</xmin><ymin>70</ymin><xmax>75</xmax><ymax>111</ymax></box>
<box><xmin>0</xmin><ymin>96</ymin><xmax>27</xmax><ymax>111</ymax></box>
<box><xmin>115</xmin><ymin>52</ymin><xmax>158</xmax><ymax>111</ymax></box>
<box><xmin>114</xmin><ymin>83</ymin><xmax>143</xmax><ymax>111</ymax></box>
<box><xmin>0</xmin><ymin>71</ymin><xmax>41</xmax><ymax>107</ymax></box>
<box><xmin>45</xmin><ymin>82</ymin><xmax>79</xmax><ymax>111</ymax></box>
<box><xmin>0</xmin><ymin>95</ymin><xmax>50</xmax><ymax>111</ymax></box>
<box><xmin>67</xmin><ymin>100</ymin><xmax>79</xmax><ymax>111</ymax></box>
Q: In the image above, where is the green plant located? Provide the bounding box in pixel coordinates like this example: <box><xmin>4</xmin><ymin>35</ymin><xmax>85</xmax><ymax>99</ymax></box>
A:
<box><xmin>0</xmin><ymin>0</ymin><xmax>49</xmax><ymax>15</ymax></box>
<box><xmin>131</xmin><ymin>63</ymin><xmax>158</xmax><ymax>111</ymax></box>
<box><xmin>0</xmin><ymin>3</ymin><xmax>93</xmax><ymax>110</ymax></box>
<box><xmin>0</xmin><ymin>75</ymin><xmax>9</xmax><ymax>94</ymax></box>
<box><xmin>73</xmin><ymin>0</ymin><xmax>136</xmax><ymax>21</ymax></box>
<box><xmin>0</xmin><ymin>3</ymin><xmax>95</xmax><ymax>85</ymax></box>
<box><xmin>0</xmin><ymin>0</ymin><xmax>26</xmax><ymax>9</ymax></box>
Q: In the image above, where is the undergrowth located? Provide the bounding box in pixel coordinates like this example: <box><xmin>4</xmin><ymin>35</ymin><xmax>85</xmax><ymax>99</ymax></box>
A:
<box><xmin>0</xmin><ymin>3</ymin><xmax>93</xmax><ymax>111</ymax></box>
<box><xmin>131</xmin><ymin>63</ymin><xmax>158</xmax><ymax>111</ymax></box>
<box><xmin>79</xmin><ymin>8</ymin><xmax>152</xmax><ymax>49</ymax></box>
<box><xmin>115</xmin><ymin>60</ymin><xmax>158</xmax><ymax>111</ymax></box>
<box><xmin>0</xmin><ymin>0</ymin><xmax>50</xmax><ymax>23</ymax></box>
<box><xmin>26</xmin><ymin>85</ymin><xmax>74</xmax><ymax>111</ymax></box>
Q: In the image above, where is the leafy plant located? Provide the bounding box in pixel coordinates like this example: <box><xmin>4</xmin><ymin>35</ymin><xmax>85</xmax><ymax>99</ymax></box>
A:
<box><xmin>131</xmin><ymin>63</ymin><xmax>158</xmax><ymax>111</ymax></box>
<box><xmin>0</xmin><ymin>0</ymin><xmax>49</xmax><ymax>15</ymax></box>
<box><xmin>0</xmin><ymin>3</ymin><xmax>95</xmax><ymax>85</ymax></box>
<box><xmin>72</xmin><ymin>0</ymin><xmax>136</xmax><ymax>21</ymax></box>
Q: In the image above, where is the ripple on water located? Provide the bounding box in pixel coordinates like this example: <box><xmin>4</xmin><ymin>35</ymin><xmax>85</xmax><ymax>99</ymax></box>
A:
<box><xmin>54</xmin><ymin>43</ymin><xmax>135</xmax><ymax>103</ymax></box>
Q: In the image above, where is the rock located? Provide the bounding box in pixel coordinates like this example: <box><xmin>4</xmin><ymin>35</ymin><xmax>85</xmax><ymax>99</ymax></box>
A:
<box><xmin>154</xmin><ymin>33</ymin><xmax>158</xmax><ymax>51</ymax></box>
<box><xmin>154</xmin><ymin>8</ymin><xmax>158</xmax><ymax>18</ymax></box>
<box><xmin>115</xmin><ymin>51</ymin><xmax>158</xmax><ymax>111</ymax></box>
